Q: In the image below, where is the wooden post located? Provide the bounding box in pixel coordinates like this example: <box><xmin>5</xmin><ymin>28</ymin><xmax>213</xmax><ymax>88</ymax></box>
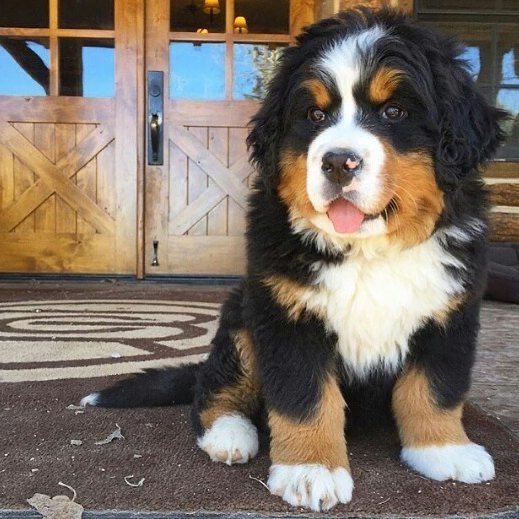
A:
<box><xmin>314</xmin><ymin>0</ymin><xmax>414</xmax><ymax>18</ymax></box>
<box><xmin>291</xmin><ymin>0</ymin><xmax>316</xmax><ymax>38</ymax></box>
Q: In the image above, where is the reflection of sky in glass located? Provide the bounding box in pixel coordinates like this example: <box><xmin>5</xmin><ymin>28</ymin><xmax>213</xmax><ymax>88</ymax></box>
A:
<box><xmin>233</xmin><ymin>44</ymin><xmax>283</xmax><ymax>100</ymax></box>
<box><xmin>82</xmin><ymin>46</ymin><xmax>115</xmax><ymax>97</ymax></box>
<box><xmin>460</xmin><ymin>46</ymin><xmax>481</xmax><ymax>80</ymax></box>
<box><xmin>234</xmin><ymin>44</ymin><xmax>258</xmax><ymax>99</ymax></box>
<box><xmin>0</xmin><ymin>41</ymin><xmax>49</xmax><ymax>96</ymax></box>
<box><xmin>497</xmin><ymin>89</ymin><xmax>518</xmax><ymax>116</ymax></box>
<box><xmin>501</xmin><ymin>50</ymin><xmax>518</xmax><ymax>85</ymax></box>
<box><xmin>170</xmin><ymin>42</ymin><xmax>225</xmax><ymax>100</ymax></box>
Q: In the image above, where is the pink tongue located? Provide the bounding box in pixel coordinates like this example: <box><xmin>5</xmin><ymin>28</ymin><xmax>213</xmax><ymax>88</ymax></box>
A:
<box><xmin>327</xmin><ymin>198</ymin><xmax>365</xmax><ymax>234</ymax></box>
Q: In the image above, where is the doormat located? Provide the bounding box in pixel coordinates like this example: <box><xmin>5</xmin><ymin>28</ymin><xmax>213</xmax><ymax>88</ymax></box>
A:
<box><xmin>0</xmin><ymin>282</ymin><xmax>517</xmax><ymax>518</ymax></box>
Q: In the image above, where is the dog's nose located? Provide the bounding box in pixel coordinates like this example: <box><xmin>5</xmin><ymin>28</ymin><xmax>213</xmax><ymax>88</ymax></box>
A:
<box><xmin>321</xmin><ymin>149</ymin><xmax>363</xmax><ymax>186</ymax></box>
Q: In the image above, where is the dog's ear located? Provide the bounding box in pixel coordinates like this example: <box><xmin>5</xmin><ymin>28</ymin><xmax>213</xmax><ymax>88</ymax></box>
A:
<box><xmin>433</xmin><ymin>43</ymin><xmax>507</xmax><ymax>184</ymax></box>
<box><xmin>246</xmin><ymin>67</ymin><xmax>286</xmax><ymax>190</ymax></box>
<box><xmin>247</xmin><ymin>44</ymin><xmax>306</xmax><ymax>190</ymax></box>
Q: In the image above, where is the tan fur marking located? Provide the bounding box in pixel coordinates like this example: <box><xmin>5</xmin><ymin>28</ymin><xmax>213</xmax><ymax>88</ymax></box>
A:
<box><xmin>380</xmin><ymin>144</ymin><xmax>445</xmax><ymax>248</ymax></box>
<box><xmin>369</xmin><ymin>67</ymin><xmax>404</xmax><ymax>104</ymax></box>
<box><xmin>269</xmin><ymin>377</ymin><xmax>349</xmax><ymax>469</ymax></box>
<box><xmin>433</xmin><ymin>294</ymin><xmax>465</xmax><ymax>324</ymax></box>
<box><xmin>278</xmin><ymin>150</ymin><xmax>317</xmax><ymax>221</ymax></box>
<box><xmin>392</xmin><ymin>368</ymin><xmax>469</xmax><ymax>448</ymax></box>
<box><xmin>303</xmin><ymin>78</ymin><xmax>332</xmax><ymax>109</ymax></box>
<box><xmin>261</xmin><ymin>274</ymin><xmax>321</xmax><ymax>321</ymax></box>
<box><xmin>200</xmin><ymin>329</ymin><xmax>260</xmax><ymax>429</ymax></box>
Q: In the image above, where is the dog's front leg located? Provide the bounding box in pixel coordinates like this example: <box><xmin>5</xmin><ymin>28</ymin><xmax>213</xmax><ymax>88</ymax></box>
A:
<box><xmin>267</xmin><ymin>375</ymin><xmax>353</xmax><ymax>511</ymax></box>
<box><xmin>393</xmin><ymin>304</ymin><xmax>495</xmax><ymax>483</ymax></box>
<box><xmin>247</xmin><ymin>284</ymin><xmax>353</xmax><ymax>511</ymax></box>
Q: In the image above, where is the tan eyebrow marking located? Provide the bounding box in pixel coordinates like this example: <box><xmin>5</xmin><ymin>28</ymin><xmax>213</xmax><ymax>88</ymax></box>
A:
<box><xmin>369</xmin><ymin>66</ymin><xmax>405</xmax><ymax>104</ymax></box>
<box><xmin>303</xmin><ymin>78</ymin><xmax>332</xmax><ymax>109</ymax></box>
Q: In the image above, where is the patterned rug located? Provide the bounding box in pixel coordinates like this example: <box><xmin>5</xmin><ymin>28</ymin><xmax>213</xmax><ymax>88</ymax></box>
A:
<box><xmin>0</xmin><ymin>299</ymin><xmax>219</xmax><ymax>383</ymax></box>
<box><xmin>0</xmin><ymin>282</ymin><xmax>517</xmax><ymax>518</ymax></box>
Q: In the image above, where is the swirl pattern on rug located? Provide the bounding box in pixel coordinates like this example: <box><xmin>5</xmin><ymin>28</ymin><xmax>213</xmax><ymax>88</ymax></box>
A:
<box><xmin>0</xmin><ymin>300</ymin><xmax>220</xmax><ymax>382</ymax></box>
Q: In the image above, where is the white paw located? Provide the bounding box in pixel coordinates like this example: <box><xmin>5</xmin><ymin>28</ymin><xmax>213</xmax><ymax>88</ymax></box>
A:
<box><xmin>268</xmin><ymin>464</ymin><xmax>353</xmax><ymax>511</ymax></box>
<box><xmin>401</xmin><ymin>442</ymin><xmax>495</xmax><ymax>483</ymax></box>
<box><xmin>197</xmin><ymin>414</ymin><xmax>258</xmax><ymax>465</ymax></box>
<box><xmin>80</xmin><ymin>392</ymin><xmax>99</xmax><ymax>407</ymax></box>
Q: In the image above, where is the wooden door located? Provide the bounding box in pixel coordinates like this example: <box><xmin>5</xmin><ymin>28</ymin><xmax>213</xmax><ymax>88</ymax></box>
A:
<box><xmin>0</xmin><ymin>0</ymin><xmax>141</xmax><ymax>274</ymax></box>
<box><xmin>144</xmin><ymin>0</ymin><xmax>313</xmax><ymax>276</ymax></box>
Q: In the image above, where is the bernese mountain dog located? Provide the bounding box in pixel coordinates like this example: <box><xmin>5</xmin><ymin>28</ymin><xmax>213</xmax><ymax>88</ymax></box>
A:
<box><xmin>82</xmin><ymin>8</ymin><xmax>507</xmax><ymax>512</ymax></box>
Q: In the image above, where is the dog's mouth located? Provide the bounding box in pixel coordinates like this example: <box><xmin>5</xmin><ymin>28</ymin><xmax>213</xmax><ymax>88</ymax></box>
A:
<box><xmin>326</xmin><ymin>197</ymin><xmax>382</xmax><ymax>234</ymax></box>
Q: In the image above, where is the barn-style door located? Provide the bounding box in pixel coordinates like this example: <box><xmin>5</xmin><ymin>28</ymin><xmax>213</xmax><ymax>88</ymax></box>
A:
<box><xmin>0</xmin><ymin>0</ymin><xmax>141</xmax><ymax>274</ymax></box>
<box><xmin>0</xmin><ymin>0</ymin><xmax>315</xmax><ymax>276</ymax></box>
<box><xmin>0</xmin><ymin>101</ymin><xmax>116</xmax><ymax>272</ymax></box>
<box><xmin>144</xmin><ymin>0</ymin><xmax>312</xmax><ymax>276</ymax></box>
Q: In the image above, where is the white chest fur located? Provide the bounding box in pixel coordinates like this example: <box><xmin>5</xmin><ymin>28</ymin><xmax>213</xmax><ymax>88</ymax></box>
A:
<box><xmin>303</xmin><ymin>236</ymin><xmax>464</xmax><ymax>377</ymax></box>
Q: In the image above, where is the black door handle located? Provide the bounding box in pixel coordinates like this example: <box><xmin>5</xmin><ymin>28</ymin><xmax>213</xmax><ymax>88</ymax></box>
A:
<box><xmin>148</xmin><ymin>71</ymin><xmax>164</xmax><ymax>165</ymax></box>
<box><xmin>150</xmin><ymin>113</ymin><xmax>161</xmax><ymax>163</ymax></box>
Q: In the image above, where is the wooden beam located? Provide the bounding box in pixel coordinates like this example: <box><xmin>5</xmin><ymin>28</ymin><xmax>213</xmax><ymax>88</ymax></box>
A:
<box><xmin>484</xmin><ymin>161</ymin><xmax>519</xmax><ymax>179</ymax></box>
<box><xmin>49</xmin><ymin>0</ymin><xmax>58</xmax><ymax>96</ymax></box>
<box><xmin>488</xmin><ymin>183</ymin><xmax>519</xmax><ymax>207</ymax></box>
<box><xmin>489</xmin><ymin>211</ymin><xmax>519</xmax><ymax>242</ymax></box>
<box><xmin>0</xmin><ymin>97</ymin><xmax>114</xmax><ymax>124</ymax></box>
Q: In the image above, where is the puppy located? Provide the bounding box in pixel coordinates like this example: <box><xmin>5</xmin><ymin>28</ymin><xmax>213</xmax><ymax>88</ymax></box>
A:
<box><xmin>82</xmin><ymin>8</ymin><xmax>506</xmax><ymax>512</ymax></box>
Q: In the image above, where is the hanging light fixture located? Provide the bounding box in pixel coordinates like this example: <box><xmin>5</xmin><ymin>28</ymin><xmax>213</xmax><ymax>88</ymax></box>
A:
<box><xmin>233</xmin><ymin>16</ymin><xmax>248</xmax><ymax>34</ymax></box>
<box><xmin>203</xmin><ymin>0</ymin><xmax>220</xmax><ymax>25</ymax></box>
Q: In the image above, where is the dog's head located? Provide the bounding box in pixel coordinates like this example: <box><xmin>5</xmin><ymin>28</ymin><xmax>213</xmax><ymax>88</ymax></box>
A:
<box><xmin>248</xmin><ymin>8</ymin><xmax>506</xmax><ymax>248</ymax></box>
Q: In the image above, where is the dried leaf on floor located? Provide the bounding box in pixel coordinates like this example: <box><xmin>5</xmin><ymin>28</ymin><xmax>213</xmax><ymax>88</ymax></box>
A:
<box><xmin>66</xmin><ymin>405</ymin><xmax>83</xmax><ymax>411</ymax></box>
<box><xmin>94</xmin><ymin>424</ymin><xmax>124</xmax><ymax>445</ymax></box>
<box><xmin>66</xmin><ymin>404</ymin><xmax>85</xmax><ymax>415</ymax></box>
<box><xmin>27</xmin><ymin>493</ymin><xmax>83</xmax><ymax>519</ymax></box>
<box><xmin>124</xmin><ymin>475</ymin><xmax>145</xmax><ymax>487</ymax></box>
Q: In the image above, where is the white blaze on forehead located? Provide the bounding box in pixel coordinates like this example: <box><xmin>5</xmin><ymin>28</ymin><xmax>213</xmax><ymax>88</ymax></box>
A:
<box><xmin>305</xmin><ymin>27</ymin><xmax>388</xmax><ymax>222</ymax></box>
<box><xmin>319</xmin><ymin>27</ymin><xmax>385</xmax><ymax>123</ymax></box>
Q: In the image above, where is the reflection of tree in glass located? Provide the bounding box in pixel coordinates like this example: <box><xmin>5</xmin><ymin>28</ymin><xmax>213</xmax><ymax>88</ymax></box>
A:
<box><xmin>245</xmin><ymin>45</ymin><xmax>284</xmax><ymax>100</ymax></box>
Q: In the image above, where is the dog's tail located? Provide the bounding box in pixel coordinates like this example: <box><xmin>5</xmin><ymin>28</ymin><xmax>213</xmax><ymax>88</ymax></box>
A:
<box><xmin>80</xmin><ymin>363</ymin><xmax>201</xmax><ymax>408</ymax></box>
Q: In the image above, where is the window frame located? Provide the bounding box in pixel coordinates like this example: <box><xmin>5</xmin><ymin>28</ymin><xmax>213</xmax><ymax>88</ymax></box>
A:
<box><xmin>169</xmin><ymin>0</ymin><xmax>292</xmax><ymax>100</ymax></box>
<box><xmin>0</xmin><ymin>0</ymin><xmax>115</xmax><ymax>96</ymax></box>
<box><xmin>413</xmin><ymin>0</ymin><xmax>519</xmax><ymax>167</ymax></box>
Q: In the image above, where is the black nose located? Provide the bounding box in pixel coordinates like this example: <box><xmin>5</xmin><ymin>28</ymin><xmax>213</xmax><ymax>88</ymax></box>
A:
<box><xmin>321</xmin><ymin>149</ymin><xmax>363</xmax><ymax>186</ymax></box>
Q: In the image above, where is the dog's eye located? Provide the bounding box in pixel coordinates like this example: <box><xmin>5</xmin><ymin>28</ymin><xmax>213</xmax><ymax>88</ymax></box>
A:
<box><xmin>308</xmin><ymin>107</ymin><xmax>326</xmax><ymax>124</ymax></box>
<box><xmin>381</xmin><ymin>104</ymin><xmax>407</xmax><ymax>121</ymax></box>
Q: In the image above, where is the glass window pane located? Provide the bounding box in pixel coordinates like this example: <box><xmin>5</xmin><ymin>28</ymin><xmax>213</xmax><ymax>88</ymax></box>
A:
<box><xmin>417</xmin><ymin>0</ymin><xmax>519</xmax><ymax>11</ymax></box>
<box><xmin>0</xmin><ymin>38</ymin><xmax>49</xmax><ymax>96</ymax></box>
<box><xmin>0</xmin><ymin>0</ymin><xmax>48</xmax><ymax>28</ymax></box>
<box><xmin>234</xmin><ymin>0</ymin><xmax>289</xmax><ymax>34</ymax></box>
<box><xmin>170</xmin><ymin>42</ymin><xmax>225</xmax><ymax>100</ymax></box>
<box><xmin>421</xmin><ymin>21</ymin><xmax>519</xmax><ymax>158</ymax></box>
<box><xmin>59</xmin><ymin>0</ymin><xmax>114</xmax><ymax>30</ymax></box>
<box><xmin>498</xmin><ymin>28</ymin><xmax>518</xmax><ymax>85</ymax></box>
<box><xmin>462</xmin><ymin>25</ymin><xmax>494</xmax><ymax>86</ymax></box>
<box><xmin>496</xmin><ymin>88</ymin><xmax>519</xmax><ymax>159</ymax></box>
<box><xmin>503</xmin><ymin>0</ymin><xmax>519</xmax><ymax>10</ymax></box>
<box><xmin>59</xmin><ymin>38</ymin><xmax>115</xmax><ymax>97</ymax></box>
<box><xmin>233</xmin><ymin>43</ymin><xmax>285</xmax><ymax>100</ymax></box>
<box><xmin>171</xmin><ymin>0</ymin><xmax>225</xmax><ymax>33</ymax></box>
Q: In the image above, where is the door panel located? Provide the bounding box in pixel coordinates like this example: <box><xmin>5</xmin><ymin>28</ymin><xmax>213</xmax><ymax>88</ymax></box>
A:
<box><xmin>0</xmin><ymin>99</ymin><xmax>116</xmax><ymax>272</ymax></box>
<box><xmin>0</xmin><ymin>0</ymin><xmax>140</xmax><ymax>274</ymax></box>
<box><xmin>145</xmin><ymin>98</ymin><xmax>256</xmax><ymax>275</ymax></box>
<box><xmin>145</xmin><ymin>0</ymin><xmax>299</xmax><ymax>276</ymax></box>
